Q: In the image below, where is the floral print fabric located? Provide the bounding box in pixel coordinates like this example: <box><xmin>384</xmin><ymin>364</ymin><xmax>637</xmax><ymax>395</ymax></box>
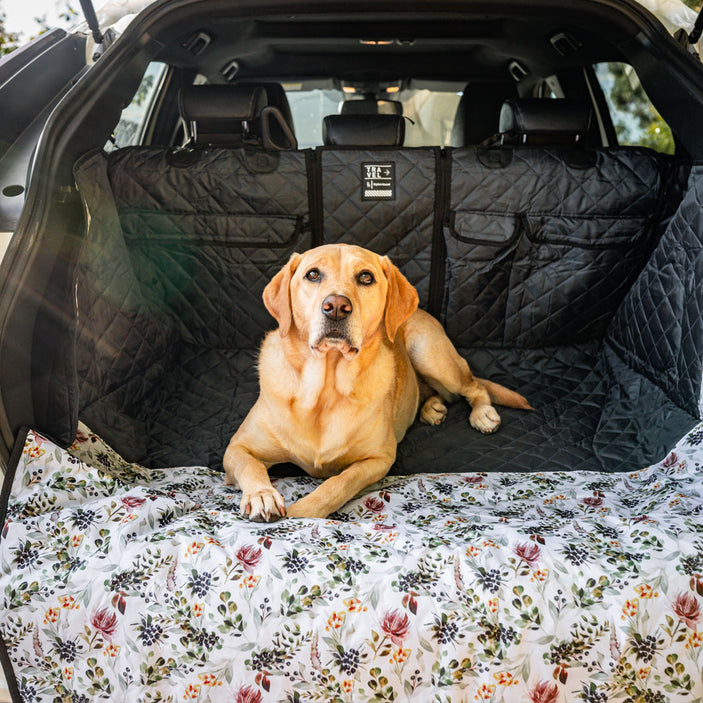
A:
<box><xmin>2</xmin><ymin>422</ymin><xmax>703</xmax><ymax>702</ymax></box>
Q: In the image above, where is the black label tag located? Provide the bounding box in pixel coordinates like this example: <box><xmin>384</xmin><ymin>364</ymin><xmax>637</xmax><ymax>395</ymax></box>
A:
<box><xmin>361</xmin><ymin>162</ymin><xmax>395</xmax><ymax>201</ymax></box>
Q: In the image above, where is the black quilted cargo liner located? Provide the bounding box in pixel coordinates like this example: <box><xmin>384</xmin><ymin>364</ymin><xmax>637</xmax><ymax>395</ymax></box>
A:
<box><xmin>442</xmin><ymin>146</ymin><xmax>668</xmax><ymax>348</ymax></box>
<box><xmin>70</xmin><ymin>143</ymin><xmax>702</xmax><ymax>472</ymax></box>
<box><xmin>320</xmin><ymin>147</ymin><xmax>439</xmax><ymax>306</ymax></box>
<box><xmin>607</xmin><ymin>164</ymin><xmax>703</xmax><ymax>419</ymax></box>
<box><xmin>73</xmin><ymin>147</ymin><xmax>312</xmax><ymax>462</ymax></box>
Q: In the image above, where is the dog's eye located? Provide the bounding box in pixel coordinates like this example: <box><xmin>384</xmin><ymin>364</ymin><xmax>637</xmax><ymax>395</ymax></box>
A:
<box><xmin>357</xmin><ymin>271</ymin><xmax>375</xmax><ymax>285</ymax></box>
<box><xmin>305</xmin><ymin>268</ymin><xmax>321</xmax><ymax>282</ymax></box>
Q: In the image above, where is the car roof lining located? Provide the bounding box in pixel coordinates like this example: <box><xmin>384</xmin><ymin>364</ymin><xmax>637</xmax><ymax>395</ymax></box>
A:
<box><xmin>149</xmin><ymin>12</ymin><xmax>629</xmax><ymax>86</ymax></box>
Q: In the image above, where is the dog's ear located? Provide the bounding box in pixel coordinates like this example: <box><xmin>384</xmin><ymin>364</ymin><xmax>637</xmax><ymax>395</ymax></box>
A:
<box><xmin>381</xmin><ymin>256</ymin><xmax>419</xmax><ymax>342</ymax></box>
<box><xmin>263</xmin><ymin>252</ymin><xmax>302</xmax><ymax>336</ymax></box>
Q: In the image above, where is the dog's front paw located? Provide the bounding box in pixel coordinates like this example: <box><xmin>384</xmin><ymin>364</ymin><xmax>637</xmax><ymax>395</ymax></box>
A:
<box><xmin>470</xmin><ymin>404</ymin><xmax>501</xmax><ymax>434</ymax></box>
<box><xmin>240</xmin><ymin>488</ymin><xmax>286</xmax><ymax>522</ymax></box>
<box><xmin>285</xmin><ymin>497</ymin><xmax>328</xmax><ymax>519</ymax></box>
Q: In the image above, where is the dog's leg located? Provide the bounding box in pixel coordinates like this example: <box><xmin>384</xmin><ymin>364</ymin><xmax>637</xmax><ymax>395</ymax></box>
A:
<box><xmin>223</xmin><ymin>445</ymin><xmax>286</xmax><ymax>522</ymax></box>
<box><xmin>404</xmin><ymin>310</ymin><xmax>528</xmax><ymax>434</ymax></box>
<box><xmin>286</xmin><ymin>454</ymin><xmax>394</xmax><ymax>519</ymax></box>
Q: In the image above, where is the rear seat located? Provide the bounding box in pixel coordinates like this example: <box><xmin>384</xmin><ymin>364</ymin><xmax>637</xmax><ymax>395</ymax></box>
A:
<box><xmin>442</xmin><ymin>98</ymin><xmax>667</xmax><ymax>348</ymax></box>
<box><xmin>73</xmin><ymin>92</ymin><xmax>682</xmax><ymax>471</ymax></box>
<box><xmin>319</xmin><ymin>113</ymin><xmax>440</xmax><ymax>307</ymax></box>
<box><xmin>74</xmin><ymin>83</ymin><xmax>312</xmax><ymax>465</ymax></box>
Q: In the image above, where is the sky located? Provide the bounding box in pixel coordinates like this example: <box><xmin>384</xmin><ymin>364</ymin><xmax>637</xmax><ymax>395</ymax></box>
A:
<box><xmin>3</xmin><ymin>0</ymin><xmax>77</xmax><ymax>40</ymax></box>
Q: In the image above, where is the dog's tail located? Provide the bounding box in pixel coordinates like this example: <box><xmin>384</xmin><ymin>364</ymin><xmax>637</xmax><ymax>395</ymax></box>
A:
<box><xmin>477</xmin><ymin>378</ymin><xmax>533</xmax><ymax>410</ymax></box>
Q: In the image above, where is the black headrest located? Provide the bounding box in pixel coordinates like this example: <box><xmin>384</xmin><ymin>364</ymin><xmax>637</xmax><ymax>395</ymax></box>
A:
<box><xmin>322</xmin><ymin>114</ymin><xmax>405</xmax><ymax>146</ymax></box>
<box><xmin>178</xmin><ymin>84</ymin><xmax>297</xmax><ymax>149</ymax></box>
<box><xmin>179</xmin><ymin>84</ymin><xmax>266</xmax><ymax>145</ymax></box>
<box><xmin>498</xmin><ymin>98</ymin><xmax>594</xmax><ymax>145</ymax></box>
<box><xmin>341</xmin><ymin>99</ymin><xmax>403</xmax><ymax>116</ymax></box>
<box><xmin>253</xmin><ymin>82</ymin><xmax>296</xmax><ymax>134</ymax></box>
<box><xmin>450</xmin><ymin>81</ymin><xmax>518</xmax><ymax>147</ymax></box>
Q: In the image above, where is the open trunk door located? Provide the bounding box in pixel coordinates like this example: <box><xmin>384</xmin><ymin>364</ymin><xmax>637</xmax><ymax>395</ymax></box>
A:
<box><xmin>0</xmin><ymin>29</ymin><xmax>87</xmax><ymax>236</ymax></box>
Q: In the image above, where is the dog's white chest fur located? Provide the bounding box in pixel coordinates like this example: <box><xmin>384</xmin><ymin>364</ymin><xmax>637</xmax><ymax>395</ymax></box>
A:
<box><xmin>266</xmin><ymin>352</ymin><xmax>394</xmax><ymax>476</ymax></box>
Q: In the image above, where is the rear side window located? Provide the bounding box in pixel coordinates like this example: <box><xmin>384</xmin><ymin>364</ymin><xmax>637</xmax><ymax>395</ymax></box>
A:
<box><xmin>594</xmin><ymin>62</ymin><xmax>673</xmax><ymax>154</ymax></box>
<box><xmin>106</xmin><ymin>62</ymin><xmax>167</xmax><ymax>150</ymax></box>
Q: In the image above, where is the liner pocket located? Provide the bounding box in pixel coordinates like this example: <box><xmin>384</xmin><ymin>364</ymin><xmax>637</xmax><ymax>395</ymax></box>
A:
<box><xmin>120</xmin><ymin>211</ymin><xmax>305</xmax><ymax>248</ymax></box>
<box><xmin>524</xmin><ymin>214</ymin><xmax>650</xmax><ymax>248</ymax></box>
<box><xmin>448</xmin><ymin>210</ymin><xmax>519</xmax><ymax>246</ymax></box>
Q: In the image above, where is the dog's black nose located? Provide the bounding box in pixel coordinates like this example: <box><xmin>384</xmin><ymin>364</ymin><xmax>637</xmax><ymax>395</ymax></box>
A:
<box><xmin>321</xmin><ymin>294</ymin><xmax>352</xmax><ymax>321</ymax></box>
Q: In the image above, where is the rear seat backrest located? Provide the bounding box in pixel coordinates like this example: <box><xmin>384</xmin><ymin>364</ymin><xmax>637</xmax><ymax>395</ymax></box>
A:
<box><xmin>443</xmin><ymin>98</ymin><xmax>666</xmax><ymax>348</ymax></box>
<box><xmin>74</xmin><ymin>83</ymin><xmax>312</xmax><ymax>458</ymax></box>
<box><xmin>319</xmin><ymin>112</ymin><xmax>439</xmax><ymax>306</ymax></box>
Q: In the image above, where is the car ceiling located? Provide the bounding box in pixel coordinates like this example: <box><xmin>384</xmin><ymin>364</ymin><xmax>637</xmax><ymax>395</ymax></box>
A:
<box><xmin>146</xmin><ymin>7</ymin><xmax>637</xmax><ymax>87</ymax></box>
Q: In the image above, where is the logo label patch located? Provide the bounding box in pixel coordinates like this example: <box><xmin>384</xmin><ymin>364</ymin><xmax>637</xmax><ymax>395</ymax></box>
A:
<box><xmin>361</xmin><ymin>162</ymin><xmax>396</xmax><ymax>201</ymax></box>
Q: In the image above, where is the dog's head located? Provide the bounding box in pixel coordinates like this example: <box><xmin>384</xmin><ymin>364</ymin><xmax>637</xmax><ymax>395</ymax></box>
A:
<box><xmin>263</xmin><ymin>244</ymin><xmax>419</xmax><ymax>358</ymax></box>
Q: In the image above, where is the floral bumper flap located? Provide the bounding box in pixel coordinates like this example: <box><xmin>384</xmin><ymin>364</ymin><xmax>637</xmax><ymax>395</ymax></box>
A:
<box><xmin>2</xmin><ymin>423</ymin><xmax>703</xmax><ymax>702</ymax></box>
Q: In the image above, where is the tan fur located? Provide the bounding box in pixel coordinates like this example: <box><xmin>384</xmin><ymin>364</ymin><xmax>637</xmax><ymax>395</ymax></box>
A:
<box><xmin>224</xmin><ymin>243</ymin><xmax>531</xmax><ymax>521</ymax></box>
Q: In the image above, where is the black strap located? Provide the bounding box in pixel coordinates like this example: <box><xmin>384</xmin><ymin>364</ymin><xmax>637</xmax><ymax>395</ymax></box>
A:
<box><xmin>306</xmin><ymin>148</ymin><xmax>324</xmax><ymax>247</ymax></box>
<box><xmin>428</xmin><ymin>148</ymin><xmax>451</xmax><ymax>319</ymax></box>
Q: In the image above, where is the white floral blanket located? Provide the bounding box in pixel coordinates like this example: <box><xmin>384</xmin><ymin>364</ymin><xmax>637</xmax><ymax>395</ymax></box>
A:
<box><xmin>1</xmin><ymin>423</ymin><xmax>703</xmax><ymax>702</ymax></box>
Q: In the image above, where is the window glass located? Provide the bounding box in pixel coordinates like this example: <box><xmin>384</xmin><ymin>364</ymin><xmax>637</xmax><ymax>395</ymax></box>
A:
<box><xmin>106</xmin><ymin>62</ymin><xmax>167</xmax><ymax>150</ymax></box>
<box><xmin>399</xmin><ymin>89</ymin><xmax>462</xmax><ymax>146</ymax></box>
<box><xmin>284</xmin><ymin>85</ymin><xmax>461</xmax><ymax>148</ymax></box>
<box><xmin>594</xmin><ymin>62</ymin><xmax>673</xmax><ymax>153</ymax></box>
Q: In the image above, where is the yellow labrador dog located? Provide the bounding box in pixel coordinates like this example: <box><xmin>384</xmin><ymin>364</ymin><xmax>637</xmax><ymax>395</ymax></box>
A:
<box><xmin>224</xmin><ymin>243</ymin><xmax>530</xmax><ymax>521</ymax></box>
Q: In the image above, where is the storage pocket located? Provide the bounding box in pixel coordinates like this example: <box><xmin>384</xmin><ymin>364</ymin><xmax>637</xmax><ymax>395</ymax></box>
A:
<box><xmin>443</xmin><ymin>211</ymin><xmax>520</xmax><ymax>346</ymax></box>
<box><xmin>525</xmin><ymin>213</ymin><xmax>650</xmax><ymax>248</ymax></box>
<box><xmin>121</xmin><ymin>211</ymin><xmax>305</xmax><ymax>247</ymax></box>
<box><xmin>504</xmin><ymin>213</ymin><xmax>653</xmax><ymax>345</ymax></box>
<box><xmin>444</xmin><ymin>209</ymin><xmax>652</xmax><ymax>347</ymax></box>
<box><xmin>123</xmin><ymin>213</ymin><xmax>310</xmax><ymax>347</ymax></box>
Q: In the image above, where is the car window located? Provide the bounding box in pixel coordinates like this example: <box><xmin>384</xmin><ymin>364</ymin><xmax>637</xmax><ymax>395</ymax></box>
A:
<box><xmin>106</xmin><ymin>61</ymin><xmax>167</xmax><ymax>150</ymax></box>
<box><xmin>594</xmin><ymin>62</ymin><xmax>674</xmax><ymax>154</ymax></box>
<box><xmin>284</xmin><ymin>85</ymin><xmax>461</xmax><ymax>148</ymax></box>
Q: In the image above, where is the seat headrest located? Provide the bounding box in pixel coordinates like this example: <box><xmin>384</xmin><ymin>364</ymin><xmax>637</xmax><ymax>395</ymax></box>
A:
<box><xmin>322</xmin><ymin>114</ymin><xmax>405</xmax><ymax>146</ymax></box>
<box><xmin>178</xmin><ymin>84</ymin><xmax>297</xmax><ymax>149</ymax></box>
<box><xmin>498</xmin><ymin>98</ymin><xmax>594</xmax><ymax>145</ymax></box>
<box><xmin>341</xmin><ymin>99</ymin><xmax>403</xmax><ymax>116</ymax></box>
<box><xmin>179</xmin><ymin>84</ymin><xmax>266</xmax><ymax>146</ymax></box>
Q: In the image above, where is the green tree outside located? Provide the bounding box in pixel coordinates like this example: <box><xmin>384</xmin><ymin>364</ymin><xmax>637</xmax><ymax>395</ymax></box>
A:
<box><xmin>602</xmin><ymin>62</ymin><xmax>675</xmax><ymax>154</ymax></box>
<box><xmin>0</xmin><ymin>8</ymin><xmax>20</xmax><ymax>56</ymax></box>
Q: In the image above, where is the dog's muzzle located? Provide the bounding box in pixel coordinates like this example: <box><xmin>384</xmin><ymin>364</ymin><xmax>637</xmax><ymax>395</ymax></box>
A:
<box><xmin>312</xmin><ymin>294</ymin><xmax>359</xmax><ymax>358</ymax></box>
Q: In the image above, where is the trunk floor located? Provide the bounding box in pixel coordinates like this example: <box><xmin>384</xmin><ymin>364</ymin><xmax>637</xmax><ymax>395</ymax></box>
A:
<box><xmin>87</xmin><ymin>341</ymin><xmax>697</xmax><ymax>474</ymax></box>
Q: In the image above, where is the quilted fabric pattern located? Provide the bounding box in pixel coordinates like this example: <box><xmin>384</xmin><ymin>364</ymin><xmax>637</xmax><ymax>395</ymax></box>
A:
<box><xmin>74</xmin><ymin>147</ymin><xmax>311</xmax><ymax>464</ymax></box>
<box><xmin>71</xmin><ymin>142</ymin><xmax>700</xmax><ymax>474</ymax></box>
<box><xmin>607</xmin><ymin>164</ymin><xmax>703</xmax><ymax>418</ymax></box>
<box><xmin>142</xmin><ymin>346</ymin><xmax>260</xmax><ymax>468</ymax></box>
<box><xmin>321</xmin><ymin>148</ymin><xmax>438</xmax><ymax>306</ymax></box>
<box><xmin>396</xmin><ymin>343</ymin><xmax>698</xmax><ymax>474</ymax></box>
<box><xmin>109</xmin><ymin>146</ymin><xmax>311</xmax><ymax>348</ymax></box>
<box><xmin>444</xmin><ymin>147</ymin><xmax>663</xmax><ymax>347</ymax></box>
<box><xmin>108</xmin><ymin>147</ymin><xmax>309</xmax><ymax>217</ymax></box>
<box><xmin>74</xmin><ymin>153</ymin><xmax>175</xmax><ymax>461</ymax></box>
